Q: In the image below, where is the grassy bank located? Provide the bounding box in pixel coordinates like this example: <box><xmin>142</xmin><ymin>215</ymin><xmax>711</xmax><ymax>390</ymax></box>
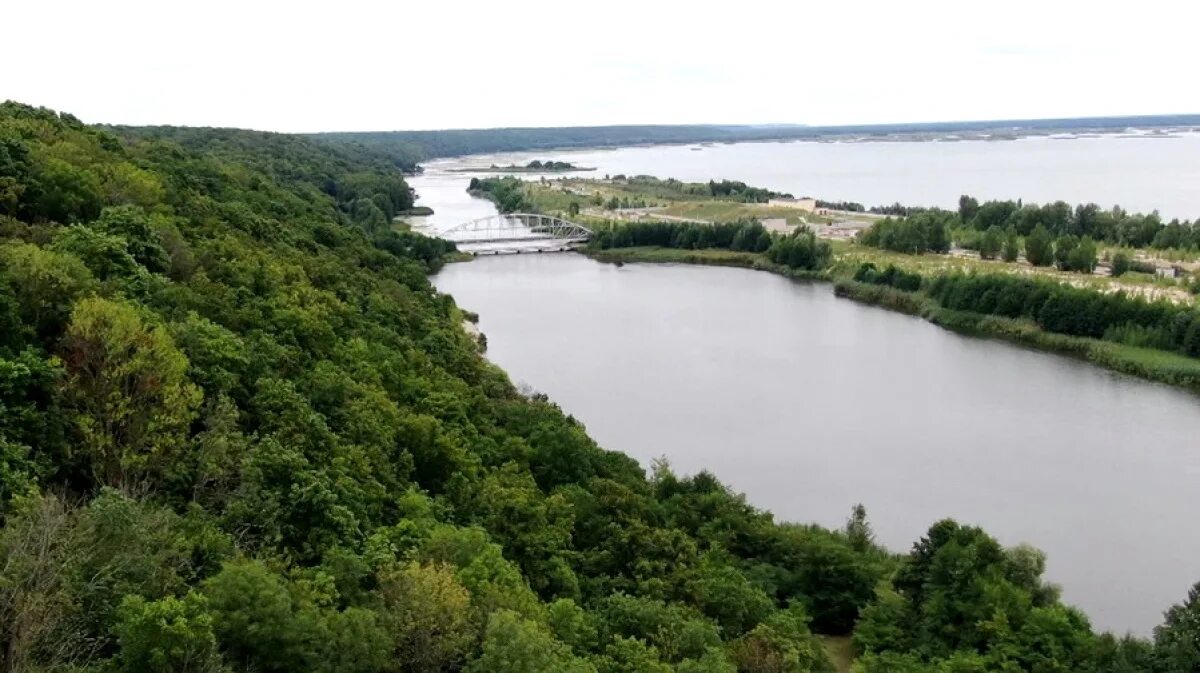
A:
<box><xmin>580</xmin><ymin>246</ymin><xmax>1200</xmax><ymax>393</ymax></box>
<box><xmin>834</xmin><ymin>280</ymin><xmax>1200</xmax><ymax>393</ymax></box>
<box><xmin>583</xmin><ymin>245</ymin><xmax>825</xmax><ymax>280</ymax></box>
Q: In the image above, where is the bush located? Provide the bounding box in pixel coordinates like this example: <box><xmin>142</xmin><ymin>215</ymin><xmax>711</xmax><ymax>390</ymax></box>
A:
<box><xmin>1111</xmin><ymin>252</ymin><xmax>1132</xmax><ymax>277</ymax></box>
<box><xmin>115</xmin><ymin>592</ymin><xmax>223</xmax><ymax>673</ymax></box>
<box><xmin>1001</xmin><ymin>228</ymin><xmax>1020</xmax><ymax>262</ymax></box>
<box><xmin>766</xmin><ymin>228</ymin><xmax>831</xmax><ymax>271</ymax></box>
<box><xmin>858</xmin><ymin>211</ymin><xmax>953</xmax><ymax>254</ymax></box>
<box><xmin>1024</xmin><ymin>225</ymin><xmax>1054</xmax><ymax>267</ymax></box>
<box><xmin>853</xmin><ymin>263</ymin><xmax>922</xmax><ymax>292</ymax></box>
<box><xmin>927</xmin><ymin>272</ymin><xmax>1200</xmax><ymax>354</ymax></box>
<box><xmin>979</xmin><ymin>226</ymin><xmax>1003</xmax><ymax>260</ymax></box>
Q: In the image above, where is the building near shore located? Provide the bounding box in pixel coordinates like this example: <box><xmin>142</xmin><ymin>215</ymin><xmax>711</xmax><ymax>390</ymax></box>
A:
<box><xmin>767</xmin><ymin>197</ymin><xmax>817</xmax><ymax>212</ymax></box>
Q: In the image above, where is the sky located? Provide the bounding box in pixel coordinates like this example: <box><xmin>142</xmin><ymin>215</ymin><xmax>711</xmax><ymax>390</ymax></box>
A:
<box><xmin>5</xmin><ymin>0</ymin><xmax>1199</xmax><ymax>133</ymax></box>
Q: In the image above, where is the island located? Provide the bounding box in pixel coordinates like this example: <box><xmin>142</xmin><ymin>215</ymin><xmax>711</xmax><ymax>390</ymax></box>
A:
<box><xmin>447</xmin><ymin>159</ymin><xmax>596</xmax><ymax>173</ymax></box>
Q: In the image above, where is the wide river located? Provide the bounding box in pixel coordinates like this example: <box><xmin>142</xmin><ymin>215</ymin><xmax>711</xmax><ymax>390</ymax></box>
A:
<box><xmin>417</xmin><ymin>135</ymin><xmax>1200</xmax><ymax>635</ymax></box>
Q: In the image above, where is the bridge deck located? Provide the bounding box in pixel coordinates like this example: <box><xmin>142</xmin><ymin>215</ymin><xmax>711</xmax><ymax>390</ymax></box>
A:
<box><xmin>449</xmin><ymin>235</ymin><xmax>589</xmax><ymax>245</ymax></box>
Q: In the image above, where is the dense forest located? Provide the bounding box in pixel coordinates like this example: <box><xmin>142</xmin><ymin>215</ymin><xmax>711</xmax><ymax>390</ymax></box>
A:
<box><xmin>2</xmin><ymin>101</ymin><xmax>1200</xmax><ymax>672</ymax></box>
<box><xmin>589</xmin><ymin>220</ymin><xmax>830</xmax><ymax>272</ymax></box>
<box><xmin>589</xmin><ymin>221</ymin><xmax>772</xmax><ymax>252</ymax></box>
<box><xmin>312</xmin><ymin>115</ymin><xmax>1200</xmax><ymax>163</ymax></box>
<box><xmin>467</xmin><ymin>176</ymin><xmax>534</xmax><ymax>213</ymax></box>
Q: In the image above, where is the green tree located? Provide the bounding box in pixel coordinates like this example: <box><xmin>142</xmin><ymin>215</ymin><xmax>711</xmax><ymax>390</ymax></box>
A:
<box><xmin>202</xmin><ymin>559</ymin><xmax>388</xmax><ymax>673</ymax></box>
<box><xmin>844</xmin><ymin>504</ymin><xmax>875</xmax><ymax>553</ymax></box>
<box><xmin>466</xmin><ymin>610</ymin><xmax>595</xmax><ymax>673</ymax></box>
<box><xmin>1067</xmin><ymin>237</ymin><xmax>1098</xmax><ymax>274</ymax></box>
<box><xmin>1154</xmin><ymin>582</ymin><xmax>1200</xmax><ymax>672</ymax></box>
<box><xmin>50</xmin><ymin>225</ymin><xmax>139</xmax><ymax>281</ymax></box>
<box><xmin>957</xmin><ymin>195</ymin><xmax>979</xmax><ymax>224</ymax></box>
<box><xmin>114</xmin><ymin>592</ymin><xmax>224</xmax><ymax>673</ymax></box>
<box><xmin>1054</xmin><ymin>235</ymin><xmax>1079</xmax><ymax>270</ymax></box>
<box><xmin>378</xmin><ymin>562</ymin><xmax>474</xmax><ymax>673</ymax></box>
<box><xmin>93</xmin><ymin>205</ymin><xmax>170</xmax><ymax>272</ymax></box>
<box><xmin>594</xmin><ymin>636</ymin><xmax>672</xmax><ymax>673</ymax></box>
<box><xmin>1024</xmin><ymin>225</ymin><xmax>1053</xmax><ymax>267</ymax></box>
<box><xmin>59</xmin><ymin>297</ymin><xmax>201</xmax><ymax>488</ymax></box>
<box><xmin>546</xmin><ymin>598</ymin><xmax>600</xmax><ymax>654</ymax></box>
<box><xmin>203</xmin><ymin>559</ymin><xmax>304</xmax><ymax>672</ymax></box>
<box><xmin>1001</xmin><ymin>228</ymin><xmax>1020</xmax><ymax>262</ymax></box>
<box><xmin>683</xmin><ymin>556</ymin><xmax>774</xmax><ymax>637</ymax></box>
<box><xmin>852</xmin><ymin>585</ymin><xmax>912</xmax><ymax>655</ymax></box>
<box><xmin>979</xmin><ymin>226</ymin><xmax>1003</xmax><ymax>260</ymax></box>
<box><xmin>0</xmin><ymin>241</ymin><xmax>96</xmax><ymax>338</ymax></box>
<box><xmin>729</xmin><ymin>605</ymin><xmax>833</xmax><ymax>673</ymax></box>
<box><xmin>1110</xmin><ymin>252</ymin><xmax>1132</xmax><ymax>277</ymax></box>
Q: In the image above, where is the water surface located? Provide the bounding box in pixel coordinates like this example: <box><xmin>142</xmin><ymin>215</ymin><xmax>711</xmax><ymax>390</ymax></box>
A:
<box><xmin>435</xmin><ymin>254</ymin><xmax>1200</xmax><ymax>635</ymax></box>
<box><xmin>416</xmin><ymin>134</ymin><xmax>1200</xmax><ymax>634</ymax></box>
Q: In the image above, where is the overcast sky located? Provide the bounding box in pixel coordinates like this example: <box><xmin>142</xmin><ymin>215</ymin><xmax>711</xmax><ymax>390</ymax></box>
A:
<box><xmin>5</xmin><ymin>0</ymin><xmax>1198</xmax><ymax>133</ymax></box>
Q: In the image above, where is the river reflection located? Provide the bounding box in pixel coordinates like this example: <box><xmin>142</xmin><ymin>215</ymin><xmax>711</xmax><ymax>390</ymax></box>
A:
<box><xmin>435</xmin><ymin>254</ymin><xmax>1200</xmax><ymax>634</ymax></box>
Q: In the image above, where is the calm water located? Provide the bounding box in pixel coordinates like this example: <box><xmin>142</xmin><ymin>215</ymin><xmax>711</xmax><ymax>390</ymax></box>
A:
<box><xmin>435</xmin><ymin>255</ymin><xmax>1200</xmax><ymax>635</ymax></box>
<box><xmin>416</xmin><ymin>135</ymin><xmax>1200</xmax><ymax>634</ymax></box>
<box><xmin>410</xmin><ymin>133</ymin><xmax>1200</xmax><ymax>223</ymax></box>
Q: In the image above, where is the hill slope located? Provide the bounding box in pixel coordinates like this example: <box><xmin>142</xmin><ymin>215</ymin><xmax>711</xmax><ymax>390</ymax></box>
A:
<box><xmin>0</xmin><ymin>101</ymin><xmax>1194</xmax><ymax>672</ymax></box>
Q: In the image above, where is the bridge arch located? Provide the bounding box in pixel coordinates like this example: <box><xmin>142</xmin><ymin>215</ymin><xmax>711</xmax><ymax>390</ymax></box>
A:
<box><xmin>439</xmin><ymin>213</ymin><xmax>592</xmax><ymax>249</ymax></box>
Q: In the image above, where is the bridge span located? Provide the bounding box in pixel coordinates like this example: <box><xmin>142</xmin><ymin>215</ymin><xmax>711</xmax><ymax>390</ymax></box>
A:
<box><xmin>438</xmin><ymin>213</ymin><xmax>592</xmax><ymax>255</ymax></box>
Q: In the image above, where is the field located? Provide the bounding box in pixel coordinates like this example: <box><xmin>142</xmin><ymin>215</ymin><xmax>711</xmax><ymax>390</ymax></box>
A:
<box><xmin>514</xmin><ymin>176</ymin><xmax>1197</xmax><ymax>305</ymax></box>
<box><xmin>522</xmin><ymin>177</ymin><xmax>868</xmax><ymax>229</ymax></box>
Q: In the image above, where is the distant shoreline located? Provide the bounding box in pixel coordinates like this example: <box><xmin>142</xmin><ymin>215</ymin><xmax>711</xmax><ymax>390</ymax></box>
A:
<box><xmin>410</xmin><ymin>124</ymin><xmax>1200</xmax><ymax>175</ymax></box>
<box><xmin>446</xmin><ymin>165</ymin><xmax>597</xmax><ymax>174</ymax></box>
<box><xmin>317</xmin><ymin>114</ymin><xmax>1200</xmax><ymax>165</ymax></box>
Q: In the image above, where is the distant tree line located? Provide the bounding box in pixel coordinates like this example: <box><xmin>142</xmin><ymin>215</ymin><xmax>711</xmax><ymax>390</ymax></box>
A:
<box><xmin>600</xmin><ymin>175</ymin><xmax>791</xmax><ymax>203</ymax></box>
<box><xmin>591</xmin><ymin>220</ymin><xmax>772</xmax><ymax>252</ymax></box>
<box><xmin>525</xmin><ymin>160</ymin><xmax>576</xmax><ymax>170</ymax></box>
<box><xmin>926</xmin><ymin>272</ymin><xmax>1200</xmax><ymax>354</ymax></box>
<box><xmin>816</xmin><ymin>200</ymin><xmax>865</xmax><ymax>212</ymax></box>
<box><xmin>705</xmin><ymin>179</ymin><xmax>782</xmax><ymax>203</ymax></box>
<box><xmin>868</xmin><ymin>202</ymin><xmax>930</xmax><ymax>216</ymax></box>
<box><xmin>310</xmin><ymin>115</ymin><xmax>1200</xmax><ymax>164</ymax></box>
<box><xmin>958</xmin><ymin>194</ymin><xmax>1199</xmax><ymax>249</ymax></box>
<box><xmin>816</xmin><ymin>201</ymin><xmax>930</xmax><ymax>216</ymax></box>
<box><xmin>860</xmin><ymin>196</ymin><xmax>1200</xmax><ymax>274</ymax></box>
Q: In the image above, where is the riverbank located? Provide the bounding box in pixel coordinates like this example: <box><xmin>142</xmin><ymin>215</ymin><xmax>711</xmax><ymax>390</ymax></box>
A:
<box><xmin>580</xmin><ymin>245</ymin><xmax>1200</xmax><ymax>393</ymax></box>
<box><xmin>448</xmin><ymin>165</ymin><xmax>596</xmax><ymax>173</ymax></box>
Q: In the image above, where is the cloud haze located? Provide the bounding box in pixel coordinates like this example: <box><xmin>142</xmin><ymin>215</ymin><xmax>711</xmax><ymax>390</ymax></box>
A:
<box><xmin>5</xmin><ymin>0</ymin><xmax>1198</xmax><ymax>132</ymax></box>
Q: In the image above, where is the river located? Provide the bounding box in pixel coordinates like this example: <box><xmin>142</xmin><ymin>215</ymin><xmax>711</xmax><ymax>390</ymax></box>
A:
<box><xmin>411</xmin><ymin>131</ymin><xmax>1200</xmax><ymax>225</ymax></box>
<box><xmin>416</xmin><ymin>135</ymin><xmax>1200</xmax><ymax>635</ymax></box>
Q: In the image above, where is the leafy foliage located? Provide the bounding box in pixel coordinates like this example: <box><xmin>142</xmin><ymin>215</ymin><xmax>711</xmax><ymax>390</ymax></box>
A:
<box><xmin>858</xmin><ymin>211</ymin><xmax>953</xmax><ymax>254</ymax></box>
<box><xmin>927</xmin><ymin>272</ymin><xmax>1200</xmax><ymax>356</ymax></box>
<box><xmin>0</xmin><ymin>101</ymin><xmax>1191</xmax><ymax>673</ymax></box>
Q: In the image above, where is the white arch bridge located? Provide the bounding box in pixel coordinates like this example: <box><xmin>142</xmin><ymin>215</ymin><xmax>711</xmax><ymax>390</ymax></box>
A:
<box><xmin>438</xmin><ymin>213</ymin><xmax>592</xmax><ymax>254</ymax></box>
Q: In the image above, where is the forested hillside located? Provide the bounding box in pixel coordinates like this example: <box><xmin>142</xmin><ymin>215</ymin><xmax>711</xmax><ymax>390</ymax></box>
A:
<box><xmin>1</xmin><ymin>101</ymin><xmax>1197</xmax><ymax>672</ymax></box>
